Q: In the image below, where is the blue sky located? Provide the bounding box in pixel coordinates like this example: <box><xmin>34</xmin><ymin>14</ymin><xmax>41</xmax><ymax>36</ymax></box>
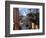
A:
<box><xmin>19</xmin><ymin>8</ymin><xmax>30</xmax><ymax>16</ymax></box>
<box><xmin>19</xmin><ymin>8</ymin><xmax>39</xmax><ymax>16</ymax></box>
